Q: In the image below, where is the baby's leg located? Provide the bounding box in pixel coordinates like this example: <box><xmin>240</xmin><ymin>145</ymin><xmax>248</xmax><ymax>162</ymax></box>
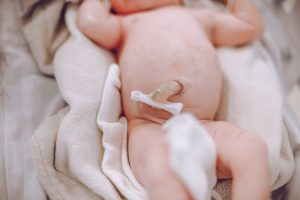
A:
<box><xmin>128</xmin><ymin>119</ymin><xmax>191</xmax><ymax>200</ymax></box>
<box><xmin>202</xmin><ymin>121</ymin><xmax>271</xmax><ymax>200</ymax></box>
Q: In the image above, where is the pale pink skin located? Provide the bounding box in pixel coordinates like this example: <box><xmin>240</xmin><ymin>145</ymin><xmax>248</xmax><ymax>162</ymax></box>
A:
<box><xmin>78</xmin><ymin>1</ymin><xmax>270</xmax><ymax>199</ymax></box>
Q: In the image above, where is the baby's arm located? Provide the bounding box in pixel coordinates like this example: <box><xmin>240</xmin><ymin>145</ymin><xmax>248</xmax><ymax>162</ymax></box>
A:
<box><xmin>199</xmin><ymin>0</ymin><xmax>264</xmax><ymax>46</ymax></box>
<box><xmin>213</xmin><ymin>0</ymin><xmax>264</xmax><ymax>46</ymax></box>
<box><xmin>78</xmin><ymin>0</ymin><xmax>121</xmax><ymax>49</ymax></box>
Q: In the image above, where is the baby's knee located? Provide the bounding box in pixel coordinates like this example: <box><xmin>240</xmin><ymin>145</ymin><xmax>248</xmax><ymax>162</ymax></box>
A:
<box><xmin>237</xmin><ymin>132</ymin><xmax>267</xmax><ymax>158</ymax></box>
<box><xmin>142</xmin><ymin>146</ymin><xmax>172</xmax><ymax>183</ymax></box>
<box><xmin>231</xmin><ymin>132</ymin><xmax>269</xmax><ymax>172</ymax></box>
<box><xmin>203</xmin><ymin>121</ymin><xmax>268</xmax><ymax>168</ymax></box>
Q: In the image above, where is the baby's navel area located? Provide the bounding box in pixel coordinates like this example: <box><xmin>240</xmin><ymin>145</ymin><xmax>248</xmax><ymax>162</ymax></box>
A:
<box><xmin>119</xmin><ymin>8</ymin><xmax>223</xmax><ymax>124</ymax></box>
<box><xmin>120</xmin><ymin>49</ymin><xmax>223</xmax><ymax>124</ymax></box>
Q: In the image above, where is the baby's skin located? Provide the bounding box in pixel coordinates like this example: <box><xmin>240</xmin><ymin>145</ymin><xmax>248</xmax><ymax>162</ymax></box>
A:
<box><xmin>78</xmin><ymin>0</ymin><xmax>270</xmax><ymax>199</ymax></box>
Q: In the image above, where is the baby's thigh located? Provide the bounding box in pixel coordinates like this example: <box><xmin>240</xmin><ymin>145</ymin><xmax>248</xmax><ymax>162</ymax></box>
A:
<box><xmin>128</xmin><ymin>120</ymin><xmax>172</xmax><ymax>181</ymax></box>
<box><xmin>201</xmin><ymin>121</ymin><xmax>268</xmax><ymax>178</ymax></box>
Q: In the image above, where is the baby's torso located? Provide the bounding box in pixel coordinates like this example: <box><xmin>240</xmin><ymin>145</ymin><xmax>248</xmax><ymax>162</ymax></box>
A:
<box><xmin>118</xmin><ymin>6</ymin><xmax>222</xmax><ymax>124</ymax></box>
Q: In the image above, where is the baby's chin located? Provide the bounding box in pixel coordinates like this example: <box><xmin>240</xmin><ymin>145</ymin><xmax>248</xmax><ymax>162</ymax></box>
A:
<box><xmin>110</xmin><ymin>0</ymin><xmax>182</xmax><ymax>14</ymax></box>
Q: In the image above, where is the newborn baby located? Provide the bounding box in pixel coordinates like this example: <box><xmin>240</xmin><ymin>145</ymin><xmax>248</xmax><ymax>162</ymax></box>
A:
<box><xmin>78</xmin><ymin>0</ymin><xmax>270</xmax><ymax>199</ymax></box>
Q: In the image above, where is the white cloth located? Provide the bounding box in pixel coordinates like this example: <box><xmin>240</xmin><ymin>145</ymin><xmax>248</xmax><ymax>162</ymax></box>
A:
<box><xmin>31</xmin><ymin>4</ymin><xmax>120</xmax><ymax>200</ymax></box>
<box><xmin>97</xmin><ymin>64</ymin><xmax>148</xmax><ymax>200</ymax></box>
<box><xmin>163</xmin><ymin>113</ymin><xmax>217</xmax><ymax>200</ymax></box>
<box><xmin>30</xmin><ymin>2</ymin><xmax>295</xmax><ymax>200</ymax></box>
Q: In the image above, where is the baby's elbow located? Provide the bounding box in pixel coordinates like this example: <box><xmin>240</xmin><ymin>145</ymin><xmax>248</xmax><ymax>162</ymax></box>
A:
<box><xmin>239</xmin><ymin>24</ymin><xmax>265</xmax><ymax>45</ymax></box>
<box><xmin>242</xmin><ymin>12</ymin><xmax>265</xmax><ymax>42</ymax></box>
<box><xmin>78</xmin><ymin>5</ymin><xmax>96</xmax><ymax>35</ymax></box>
<box><xmin>238</xmin><ymin>18</ymin><xmax>265</xmax><ymax>45</ymax></box>
<box><xmin>77</xmin><ymin>1</ymin><xmax>121</xmax><ymax>50</ymax></box>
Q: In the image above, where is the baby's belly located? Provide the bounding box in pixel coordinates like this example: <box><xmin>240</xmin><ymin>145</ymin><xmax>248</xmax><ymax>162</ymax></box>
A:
<box><xmin>120</xmin><ymin>51</ymin><xmax>223</xmax><ymax>124</ymax></box>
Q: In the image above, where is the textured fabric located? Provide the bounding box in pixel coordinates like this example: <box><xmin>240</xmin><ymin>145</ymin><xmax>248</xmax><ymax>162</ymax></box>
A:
<box><xmin>284</xmin><ymin>104</ymin><xmax>300</xmax><ymax>200</ymax></box>
<box><xmin>254</xmin><ymin>0</ymin><xmax>300</xmax><ymax>90</ymax></box>
<box><xmin>0</xmin><ymin>0</ymin><xmax>65</xmax><ymax>200</ymax></box>
<box><xmin>21</xmin><ymin>0</ymin><xmax>69</xmax><ymax>75</ymax></box>
<box><xmin>31</xmin><ymin>4</ymin><xmax>120</xmax><ymax>200</ymax></box>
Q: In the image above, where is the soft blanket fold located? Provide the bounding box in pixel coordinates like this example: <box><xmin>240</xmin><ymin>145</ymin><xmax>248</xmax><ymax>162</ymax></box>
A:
<box><xmin>97</xmin><ymin>64</ymin><xmax>149</xmax><ymax>200</ymax></box>
<box><xmin>30</xmin><ymin>2</ymin><xmax>295</xmax><ymax>200</ymax></box>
